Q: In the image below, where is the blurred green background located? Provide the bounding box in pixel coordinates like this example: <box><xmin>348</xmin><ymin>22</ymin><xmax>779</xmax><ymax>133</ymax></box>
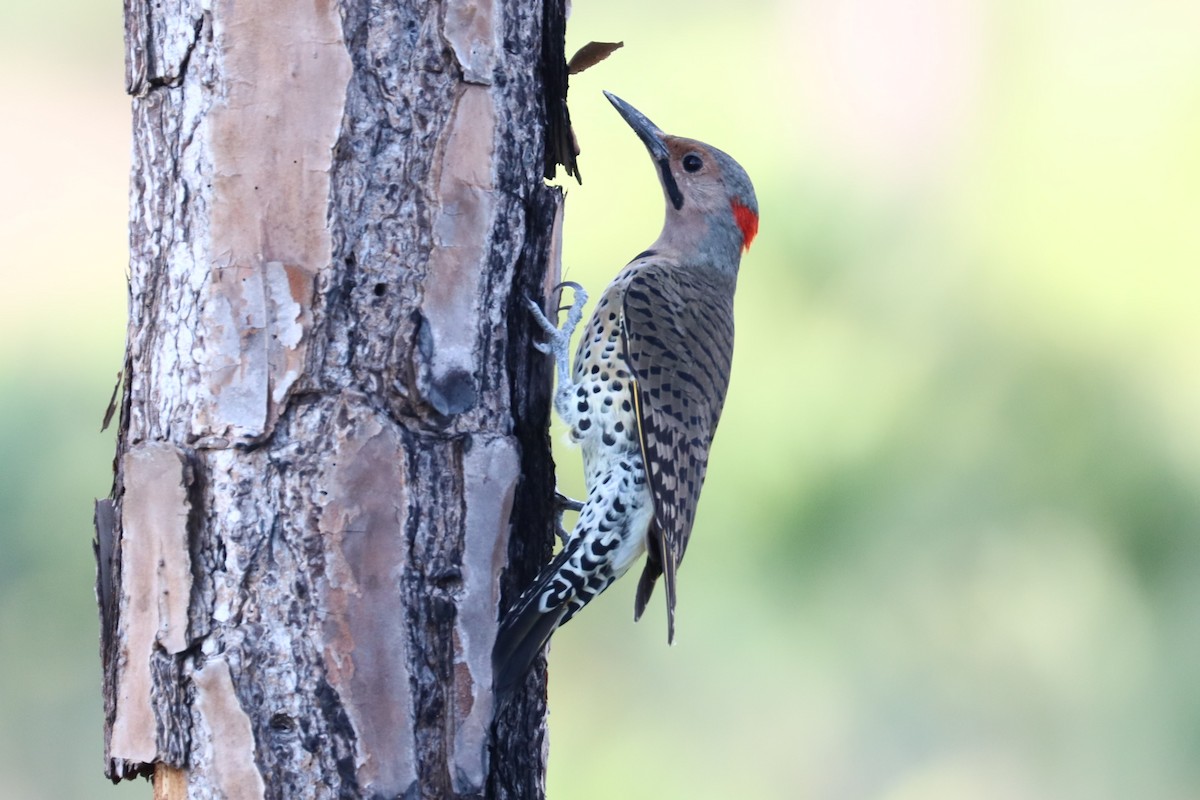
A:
<box><xmin>2</xmin><ymin>0</ymin><xmax>1198</xmax><ymax>798</ymax></box>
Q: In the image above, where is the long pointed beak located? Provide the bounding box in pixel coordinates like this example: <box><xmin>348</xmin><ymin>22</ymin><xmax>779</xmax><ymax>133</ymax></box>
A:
<box><xmin>604</xmin><ymin>91</ymin><xmax>670</xmax><ymax>162</ymax></box>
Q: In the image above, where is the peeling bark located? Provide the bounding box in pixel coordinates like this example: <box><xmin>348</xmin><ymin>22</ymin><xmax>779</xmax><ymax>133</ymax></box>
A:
<box><xmin>110</xmin><ymin>443</ymin><xmax>193</xmax><ymax>765</ymax></box>
<box><xmin>192</xmin><ymin>659</ymin><xmax>268</xmax><ymax>800</ymax></box>
<box><xmin>103</xmin><ymin>0</ymin><xmax>570</xmax><ymax>796</ymax></box>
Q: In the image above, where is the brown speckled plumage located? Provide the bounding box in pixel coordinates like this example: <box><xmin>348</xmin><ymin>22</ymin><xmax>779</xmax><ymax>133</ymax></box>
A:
<box><xmin>494</xmin><ymin>93</ymin><xmax>757</xmax><ymax>698</ymax></box>
<box><xmin>618</xmin><ymin>260</ymin><xmax>735</xmax><ymax>639</ymax></box>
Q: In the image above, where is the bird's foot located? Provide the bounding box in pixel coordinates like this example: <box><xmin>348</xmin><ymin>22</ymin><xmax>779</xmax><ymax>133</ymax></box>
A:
<box><xmin>554</xmin><ymin>491</ymin><xmax>585</xmax><ymax>514</ymax></box>
<box><xmin>553</xmin><ymin>490</ymin><xmax>585</xmax><ymax>545</ymax></box>
<box><xmin>525</xmin><ymin>281</ymin><xmax>588</xmax><ymax>388</ymax></box>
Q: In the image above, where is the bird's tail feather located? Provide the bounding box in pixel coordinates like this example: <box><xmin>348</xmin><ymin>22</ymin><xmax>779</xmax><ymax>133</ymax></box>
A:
<box><xmin>634</xmin><ymin>524</ymin><xmax>676</xmax><ymax>643</ymax></box>
<box><xmin>633</xmin><ymin>556</ymin><xmax>661</xmax><ymax>623</ymax></box>
<box><xmin>493</xmin><ymin>543</ymin><xmax>577</xmax><ymax>700</ymax></box>
<box><xmin>661</xmin><ymin>540</ymin><xmax>678</xmax><ymax>645</ymax></box>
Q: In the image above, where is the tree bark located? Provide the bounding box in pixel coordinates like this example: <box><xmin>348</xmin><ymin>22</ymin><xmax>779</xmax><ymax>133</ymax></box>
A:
<box><xmin>98</xmin><ymin>0</ymin><xmax>569</xmax><ymax>797</ymax></box>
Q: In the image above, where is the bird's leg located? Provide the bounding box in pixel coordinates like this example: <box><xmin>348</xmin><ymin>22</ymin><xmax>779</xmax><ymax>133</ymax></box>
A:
<box><xmin>553</xmin><ymin>490</ymin><xmax>585</xmax><ymax>544</ymax></box>
<box><xmin>527</xmin><ymin>284</ymin><xmax>589</xmax><ymax>546</ymax></box>
<box><xmin>525</xmin><ymin>281</ymin><xmax>588</xmax><ymax>424</ymax></box>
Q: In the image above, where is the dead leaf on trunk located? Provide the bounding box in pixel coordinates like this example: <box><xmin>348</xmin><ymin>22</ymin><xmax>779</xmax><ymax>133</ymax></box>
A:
<box><xmin>101</xmin><ymin>370</ymin><xmax>122</xmax><ymax>431</ymax></box>
<box><xmin>568</xmin><ymin>41</ymin><xmax>624</xmax><ymax>75</ymax></box>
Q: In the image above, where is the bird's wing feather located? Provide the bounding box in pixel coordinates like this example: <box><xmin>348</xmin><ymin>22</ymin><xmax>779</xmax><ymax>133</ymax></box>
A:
<box><xmin>620</xmin><ymin>262</ymin><xmax>735</xmax><ymax>640</ymax></box>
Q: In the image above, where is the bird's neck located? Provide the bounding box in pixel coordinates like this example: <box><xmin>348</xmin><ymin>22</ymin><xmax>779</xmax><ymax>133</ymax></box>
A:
<box><xmin>651</xmin><ymin>212</ymin><xmax>745</xmax><ymax>275</ymax></box>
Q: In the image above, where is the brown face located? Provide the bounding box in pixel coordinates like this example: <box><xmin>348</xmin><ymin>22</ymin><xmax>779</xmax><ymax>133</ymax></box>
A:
<box><xmin>663</xmin><ymin>137</ymin><xmax>730</xmax><ymax>215</ymax></box>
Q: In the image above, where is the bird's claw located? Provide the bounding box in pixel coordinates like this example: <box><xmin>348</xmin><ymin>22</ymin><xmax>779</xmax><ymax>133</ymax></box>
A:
<box><xmin>526</xmin><ymin>282</ymin><xmax>589</xmax><ymax>386</ymax></box>
<box><xmin>555</xmin><ymin>491</ymin><xmax>584</xmax><ymax>514</ymax></box>
<box><xmin>554</xmin><ymin>281</ymin><xmax>588</xmax><ymax>340</ymax></box>
<box><xmin>553</xmin><ymin>490</ymin><xmax>584</xmax><ymax>545</ymax></box>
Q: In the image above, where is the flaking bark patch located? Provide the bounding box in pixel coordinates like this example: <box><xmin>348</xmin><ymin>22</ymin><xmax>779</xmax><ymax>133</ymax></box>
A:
<box><xmin>453</xmin><ymin>436</ymin><xmax>519</xmax><ymax>791</ymax></box>
<box><xmin>316</xmin><ymin>396</ymin><xmax>417</xmax><ymax>795</ymax></box>
<box><xmin>111</xmin><ymin>442</ymin><xmax>193</xmax><ymax>765</ymax></box>
<box><xmin>444</xmin><ymin>0</ymin><xmax>499</xmax><ymax>84</ymax></box>
<box><xmin>417</xmin><ymin>86</ymin><xmax>498</xmax><ymax>418</ymax></box>
<box><xmin>193</xmin><ymin>658</ymin><xmax>267</xmax><ymax>800</ymax></box>
<box><xmin>198</xmin><ymin>0</ymin><xmax>350</xmax><ymax>441</ymax></box>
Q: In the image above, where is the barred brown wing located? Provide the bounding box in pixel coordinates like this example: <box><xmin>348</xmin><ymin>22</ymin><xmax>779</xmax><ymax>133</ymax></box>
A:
<box><xmin>620</xmin><ymin>261</ymin><xmax>735</xmax><ymax>640</ymax></box>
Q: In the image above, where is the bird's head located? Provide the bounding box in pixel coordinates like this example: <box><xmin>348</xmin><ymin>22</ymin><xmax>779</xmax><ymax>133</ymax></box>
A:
<box><xmin>604</xmin><ymin>91</ymin><xmax>759</xmax><ymax>272</ymax></box>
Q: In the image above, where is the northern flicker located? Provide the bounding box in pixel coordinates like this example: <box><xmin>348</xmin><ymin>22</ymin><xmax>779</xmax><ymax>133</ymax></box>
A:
<box><xmin>493</xmin><ymin>92</ymin><xmax>759</xmax><ymax>696</ymax></box>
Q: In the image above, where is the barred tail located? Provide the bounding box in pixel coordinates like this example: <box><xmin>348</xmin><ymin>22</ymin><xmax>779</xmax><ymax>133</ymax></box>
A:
<box><xmin>492</xmin><ymin>545</ymin><xmax>576</xmax><ymax>700</ymax></box>
<box><xmin>633</xmin><ymin>522</ymin><xmax>676</xmax><ymax>644</ymax></box>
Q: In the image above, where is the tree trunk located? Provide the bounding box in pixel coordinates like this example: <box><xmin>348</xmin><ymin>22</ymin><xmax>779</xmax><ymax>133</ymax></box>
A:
<box><xmin>98</xmin><ymin>0</ymin><xmax>570</xmax><ymax>797</ymax></box>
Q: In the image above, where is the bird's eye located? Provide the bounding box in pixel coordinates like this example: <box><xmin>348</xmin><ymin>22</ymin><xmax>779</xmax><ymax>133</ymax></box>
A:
<box><xmin>682</xmin><ymin>153</ymin><xmax>703</xmax><ymax>173</ymax></box>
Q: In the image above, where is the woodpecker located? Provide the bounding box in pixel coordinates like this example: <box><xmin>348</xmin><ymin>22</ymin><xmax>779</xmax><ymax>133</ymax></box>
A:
<box><xmin>494</xmin><ymin>92</ymin><xmax>759</xmax><ymax>697</ymax></box>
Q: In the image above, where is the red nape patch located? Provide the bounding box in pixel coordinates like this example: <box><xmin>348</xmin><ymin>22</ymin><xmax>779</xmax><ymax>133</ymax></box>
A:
<box><xmin>732</xmin><ymin>200</ymin><xmax>759</xmax><ymax>251</ymax></box>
